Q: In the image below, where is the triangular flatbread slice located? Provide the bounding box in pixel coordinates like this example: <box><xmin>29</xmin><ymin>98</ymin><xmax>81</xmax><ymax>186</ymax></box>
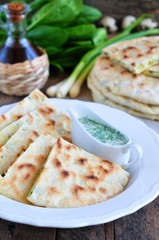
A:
<box><xmin>0</xmin><ymin>134</ymin><xmax>56</xmax><ymax>204</ymax></box>
<box><xmin>0</xmin><ymin>115</ymin><xmax>27</xmax><ymax>148</ymax></box>
<box><xmin>36</xmin><ymin>101</ymin><xmax>72</xmax><ymax>142</ymax></box>
<box><xmin>88</xmin><ymin>53</ymin><xmax>159</xmax><ymax>105</ymax></box>
<box><xmin>0</xmin><ymin>111</ymin><xmax>59</xmax><ymax>175</ymax></box>
<box><xmin>0</xmin><ymin>100</ymin><xmax>72</xmax><ymax>147</ymax></box>
<box><xmin>0</xmin><ymin>91</ymin><xmax>71</xmax><ymax>142</ymax></box>
<box><xmin>0</xmin><ymin>89</ymin><xmax>47</xmax><ymax>130</ymax></box>
<box><xmin>103</xmin><ymin>36</ymin><xmax>159</xmax><ymax>74</ymax></box>
<box><xmin>27</xmin><ymin>138</ymin><xmax>129</xmax><ymax>208</ymax></box>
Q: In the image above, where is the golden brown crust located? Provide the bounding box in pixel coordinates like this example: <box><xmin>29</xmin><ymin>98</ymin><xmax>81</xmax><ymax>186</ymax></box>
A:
<box><xmin>0</xmin><ymin>89</ymin><xmax>47</xmax><ymax>130</ymax></box>
<box><xmin>0</xmin><ymin>134</ymin><xmax>56</xmax><ymax>204</ymax></box>
<box><xmin>104</xmin><ymin>36</ymin><xmax>159</xmax><ymax>74</ymax></box>
<box><xmin>27</xmin><ymin>138</ymin><xmax>130</xmax><ymax>208</ymax></box>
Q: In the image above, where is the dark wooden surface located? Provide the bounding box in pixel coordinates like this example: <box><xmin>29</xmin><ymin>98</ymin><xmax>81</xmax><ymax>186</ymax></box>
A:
<box><xmin>0</xmin><ymin>0</ymin><xmax>159</xmax><ymax>239</ymax></box>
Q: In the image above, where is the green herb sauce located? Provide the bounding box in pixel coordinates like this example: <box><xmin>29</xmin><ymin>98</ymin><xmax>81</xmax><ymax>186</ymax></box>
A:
<box><xmin>79</xmin><ymin>117</ymin><xmax>128</xmax><ymax>146</ymax></box>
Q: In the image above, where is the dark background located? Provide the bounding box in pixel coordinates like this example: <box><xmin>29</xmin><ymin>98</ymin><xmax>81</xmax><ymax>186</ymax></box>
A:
<box><xmin>85</xmin><ymin>0</ymin><xmax>159</xmax><ymax>21</ymax></box>
<box><xmin>1</xmin><ymin>0</ymin><xmax>159</xmax><ymax>20</ymax></box>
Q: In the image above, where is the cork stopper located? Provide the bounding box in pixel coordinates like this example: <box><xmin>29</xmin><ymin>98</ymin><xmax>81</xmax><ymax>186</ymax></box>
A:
<box><xmin>7</xmin><ymin>2</ymin><xmax>25</xmax><ymax>22</ymax></box>
<box><xmin>8</xmin><ymin>2</ymin><xmax>25</xmax><ymax>12</ymax></box>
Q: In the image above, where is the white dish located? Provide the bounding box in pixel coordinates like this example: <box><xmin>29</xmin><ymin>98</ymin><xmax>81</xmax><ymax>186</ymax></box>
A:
<box><xmin>69</xmin><ymin>104</ymin><xmax>143</xmax><ymax>169</ymax></box>
<box><xmin>0</xmin><ymin>99</ymin><xmax>159</xmax><ymax>228</ymax></box>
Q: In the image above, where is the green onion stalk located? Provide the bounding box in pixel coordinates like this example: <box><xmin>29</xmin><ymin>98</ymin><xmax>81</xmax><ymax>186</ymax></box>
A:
<box><xmin>46</xmin><ymin>14</ymin><xmax>159</xmax><ymax>98</ymax></box>
<box><xmin>69</xmin><ymin>58</ymin><xmax>96</xmax><ymax>98</ymax></box>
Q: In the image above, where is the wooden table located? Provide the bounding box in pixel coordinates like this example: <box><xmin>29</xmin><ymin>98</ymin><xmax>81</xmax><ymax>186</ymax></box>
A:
<box><xmin>0</xmin><ymin>0</ymin><xmax>159</xmax><ymax>239</ymax></box>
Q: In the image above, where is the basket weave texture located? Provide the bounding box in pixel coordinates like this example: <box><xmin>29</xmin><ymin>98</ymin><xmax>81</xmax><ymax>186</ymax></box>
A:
<box><xmin>0</xmin><ymin>48</ymin><xmax>49</xmax><ymax>96</ymax></box>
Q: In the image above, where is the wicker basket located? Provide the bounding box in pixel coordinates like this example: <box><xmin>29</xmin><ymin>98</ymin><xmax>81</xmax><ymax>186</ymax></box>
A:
<box><xmin>0</xmin><ymin>48</ymin><xmax>49</xmax><ymax>96</ymax></box>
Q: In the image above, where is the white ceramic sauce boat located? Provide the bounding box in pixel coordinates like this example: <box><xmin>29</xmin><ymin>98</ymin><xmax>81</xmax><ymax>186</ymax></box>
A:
<box><xmin>68</xmin><ymin>104</ymin><xmax>143</xmax><ymax>169</ymax></box>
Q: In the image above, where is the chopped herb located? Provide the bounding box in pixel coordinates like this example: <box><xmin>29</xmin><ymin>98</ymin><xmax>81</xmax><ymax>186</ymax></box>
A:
<box><xmin>79</xmin><ymin>117</ymin><xmax>128</xmax><ymax>146</ymax></box>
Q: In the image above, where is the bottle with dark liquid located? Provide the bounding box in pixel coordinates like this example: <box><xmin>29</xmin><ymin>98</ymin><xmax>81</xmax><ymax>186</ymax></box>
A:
<box><xmin>0</xmin><ymin>2</ymin><xmax>49</xmax><ymax>96</ymax></box>
<box><xmin>0</xmin><ymin>2</ymin><xmax>42</xmax><ymax>64</ymax></box>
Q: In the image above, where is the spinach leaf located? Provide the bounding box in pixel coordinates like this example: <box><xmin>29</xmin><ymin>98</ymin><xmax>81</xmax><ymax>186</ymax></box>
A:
<box><xmin>51</xmin><ymin>45</ymin><xmax>93</xmax><ymax>69</ymax></box>
<box><xmin>0</xmin><ymin>29</ymin><xmax>7</xmax><ymax>46</ymax></box>
<box><xmin>67</xmin><ymin>40</ymin><xmax>93</xmax><ymax>46</ymax></box>
<box><xmin>45</xmin><ymin>46</ymin><xmax>62</xmax><ymax>56</ymax></box>
<box><xmin>74</xmin><ymin>5</ymin><xmax>102</xmax><ymax>24</ymax></box>
<box><xmin>29</xmin><ymin>0</ymin><xmax>47</xmax><ymax>13</ymax></box>
<box><xmin>49</xmin><ymin>61</ymin><xmax>64</xmax><ymax>72</ymax></box>
<box><xmin>28</xmin><ymin>0</ymin><xmax>83</xmax><ymax>30</ymax></box>
<box><xmin>0</xmin><ymin>29</ymin><xmax>7</xmax><ymax>37</ymax></box>
<box><xmin>66</xmin><ymin>24</ymin><xmax>97</xmax><ymax>41</ymax></box>
<box><xmin>27</xmin><ymin>25</ymin><xmax>69</xmax><ymax>48</ymax></box>
<box><xmin>60</xmin><ymin>45</ymin><xmax>93</xmax><ymax>56</ymax></box>
<box><xmin>92</xmin><ymin>28</ymin><xmax>107</xmax><ymax>46</ymax></box>
<box><xmin>50</xmin><ymin>56</ymin><xmax>79</xmax><ymax>69</ymax></box>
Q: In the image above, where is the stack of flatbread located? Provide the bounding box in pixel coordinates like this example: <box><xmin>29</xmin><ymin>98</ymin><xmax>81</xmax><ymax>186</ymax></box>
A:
<box><xmin>87</xmin><ymin>36</ymin><xmax>159</xmax><ymax>120</ymax></box>
<box><xmin>0</xmin><ymin>89</ymin><xmax>129</xmax><ymax>207</ymax></box>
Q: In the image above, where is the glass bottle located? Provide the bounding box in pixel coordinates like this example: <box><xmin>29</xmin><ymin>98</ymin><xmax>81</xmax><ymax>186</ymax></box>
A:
<box><xmin>0</xmin><ymin>2</ymin><xmax>42</xmax><ymax>64</ymax></box>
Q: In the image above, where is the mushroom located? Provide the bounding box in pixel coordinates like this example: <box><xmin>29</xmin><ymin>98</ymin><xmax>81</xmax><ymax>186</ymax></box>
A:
<box><xmin>121</xmin><ymin>15</ymin><xmax>136</xmax><ymax>29</ymax></box>
<box><xmin>140</xmin><ymin>18</ymin><xmax>158</xmax><ymax>30</ymax></box>
<box><xmin>100</xmin><ymin>16</ymin><xmax>118</xmax><ymax>33</ymax></box>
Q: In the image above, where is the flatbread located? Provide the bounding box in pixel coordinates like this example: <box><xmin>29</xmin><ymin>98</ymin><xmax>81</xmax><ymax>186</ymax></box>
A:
<box><xmin>0</xmin><ymin>100</ymin><xmax>72</xmax><ymax>147</ymax></box>
<box><xmin>27</xmin><ymin>138</ymin><xmax>129</xmax><ymax>208</ymax></box>
<box><xmin>103</xmin><ymin>36</ymin><xmax>159</xmax><ymax>74</ymax></box>
<box><xmin>88</xmin><ymin>53</ymin><xmax>159</xmax><ymax>105</ymax></box>
<box><xmin>0</xmin><ymin>115</ymin><xmax>27</xmax><ymax>148</ymax></box>
<box><xmin>88</xmin><ymin>69</ymin><xmax>159</xmax><ymax>115</ymax></box>
<box><xmin>0</xmin><ymin>89</ymin><xmax>47</xmax><ymax>130</ymax></box>
<box><xmin>0</xmin><ymin>111</ymin><xmax>59</xmax><ymax>175</ymax></box>
<box><xmin>36</xmin><ymin>101</ymin><xmax>72</xmax><ymax>142</ymax></box>
<box><xmin>144</xmin><ymin>63</ymin><xmax>159</xmax><ymax>78</ymax></box>
<box><xmin>0</xmin><ymin>134</ymin><xmax>56</xmax><ymax>204</ymax></box>
<box><xmin>88</xmin><ymin>78</ymin><xmax>159</xmax><ymax>120</ymax></box>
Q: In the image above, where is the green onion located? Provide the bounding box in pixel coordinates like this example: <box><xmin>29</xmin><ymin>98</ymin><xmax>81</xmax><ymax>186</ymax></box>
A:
<box><xmin>46</xmin><ymin>79</ymin><xmax>67</xmax><ymax>97</ymax></box>
<box><xmin>69</xmin><ymin>59</ymin><xmax>96</xmax><ymax>98</ymax></box>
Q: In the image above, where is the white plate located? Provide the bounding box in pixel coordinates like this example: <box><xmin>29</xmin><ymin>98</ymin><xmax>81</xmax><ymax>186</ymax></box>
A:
<box><xmin>0</xmin><ymin>99</ymin><xmax>159</xmax><ymax>228</ymax></box>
